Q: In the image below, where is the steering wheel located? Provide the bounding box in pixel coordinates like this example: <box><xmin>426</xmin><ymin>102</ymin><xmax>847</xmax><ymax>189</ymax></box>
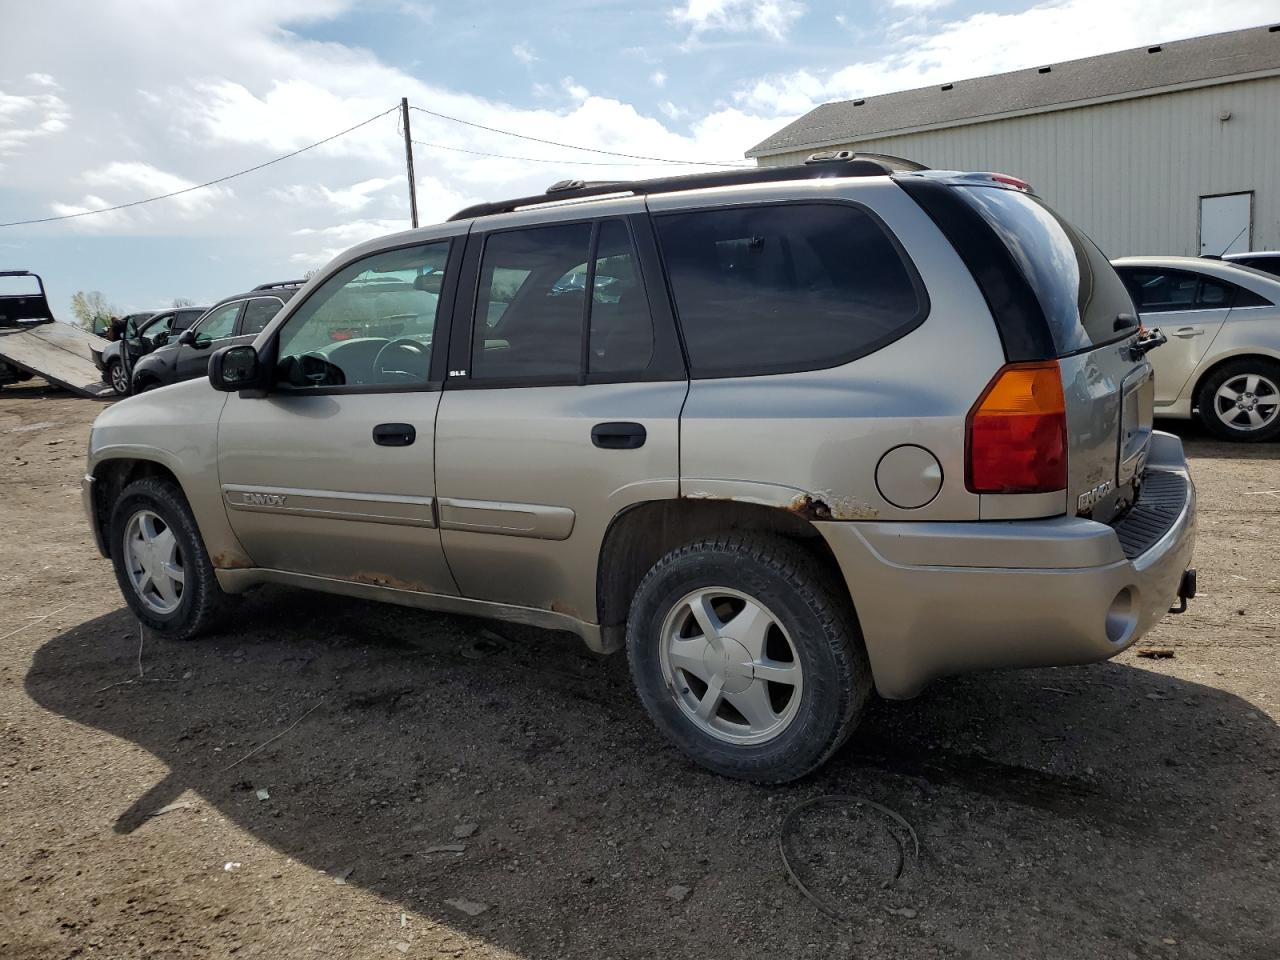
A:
<box><xmin>372</xmin><ymin>337</ymin><xmax>429</xmax><ymax>383</ymax></box>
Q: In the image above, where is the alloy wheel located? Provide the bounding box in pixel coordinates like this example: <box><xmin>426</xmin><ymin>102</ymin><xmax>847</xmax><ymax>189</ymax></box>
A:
<box><xmin>123</xmin><ymin>508</ymin><xmax>185</xmax><ymax>615</ymax></box>
<box><xmin>109</xmin><ymin>362</ymin><xmax>129</xmax><ymax>395</ymax></box>
<box><xmin>1213</xmin><ymin>373</ymin><xmax>1280</xmax><ymax>432</ymax></box>
<box><xmin>658</xmin><ymin>586</ymin><xmax>804</xmax><ymax>745</ymax></box>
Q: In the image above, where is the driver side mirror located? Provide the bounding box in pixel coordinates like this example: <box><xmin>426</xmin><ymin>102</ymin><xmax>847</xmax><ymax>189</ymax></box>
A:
<box><xmin>209</xmin><ymin>344</ymin><xmax>261</xmax><ymax>392</ymax></box>
<box><xmin>178</xmin><ymin>328</ymin><xmax>197</xmax><ymax>347</ymax></box>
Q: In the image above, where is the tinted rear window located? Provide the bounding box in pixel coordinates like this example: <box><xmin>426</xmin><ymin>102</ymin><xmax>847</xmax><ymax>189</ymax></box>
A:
<box><xmin>1233</xmin><ymin>256</ymin><xmax>1280</xmax><ymax>279</ymax></box>
<box><xmin>958</xmin><ymin>186</ymin><xmax>1137</xmax><ymax>355</ymax></box>
<box><xmin>655</xmin><ymin>203</ymin><xmax>926</xmax><ymax>378</ymax></box>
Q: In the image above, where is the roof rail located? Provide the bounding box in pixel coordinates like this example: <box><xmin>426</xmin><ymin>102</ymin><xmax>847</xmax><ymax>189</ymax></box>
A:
<box><xmin>252</xmin><ymin>279</ymin><xmax>306</xmax><ymax>291</ymax></box>
<box><xmin>447</xmin><ymin>154</ymin><xmax>926</xmax><ymax>221</ymax></box>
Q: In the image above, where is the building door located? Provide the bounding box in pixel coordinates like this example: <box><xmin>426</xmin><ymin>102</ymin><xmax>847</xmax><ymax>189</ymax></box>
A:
<box><xmin>1199</xmin><ymin>192</ymin><xmax>1252</xmax><ymax>256</ymax></box>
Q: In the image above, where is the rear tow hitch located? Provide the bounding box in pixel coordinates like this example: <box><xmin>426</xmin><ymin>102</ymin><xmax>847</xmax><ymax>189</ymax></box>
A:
<box><xmin>1169</xmin><ymin>568</ymin><xmax>1197</xmax><ymax>614</ymax></box>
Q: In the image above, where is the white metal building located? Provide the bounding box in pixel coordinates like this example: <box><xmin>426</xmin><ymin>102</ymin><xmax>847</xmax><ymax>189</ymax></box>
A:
<box><xmin>747</xmin><ymin>25</ymin><xmax>1280</xmax><ymax>259</ymax></box>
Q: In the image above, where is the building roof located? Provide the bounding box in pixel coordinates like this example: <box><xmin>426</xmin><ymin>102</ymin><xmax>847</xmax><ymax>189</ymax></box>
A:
<box><xmin>747</xmin><ymin>24</ymin><xmax>1280</xmax><ymax>158</ymax></box>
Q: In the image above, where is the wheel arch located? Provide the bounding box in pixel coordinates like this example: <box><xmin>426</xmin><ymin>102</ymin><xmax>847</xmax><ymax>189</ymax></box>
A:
<box><xmin>595</xmin><ymin>496</ymin><xmax>855</xmax><ymax>641</ymax></box>
<box><xmin>90</xmin><ymin>453</ymin><xmax>251</xmax><ymax>569</ymax></box>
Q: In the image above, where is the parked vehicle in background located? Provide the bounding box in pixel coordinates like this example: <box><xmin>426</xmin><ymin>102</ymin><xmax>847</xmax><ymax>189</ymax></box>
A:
<box><xmin>129</xmin><ymin>283</ymin><xmax>301</xmax><ymax>393</ymax></box>
<box><xmin>1113</xmin><ymin>256</ymin><xmax>1280</xmax><ymax>442</ymax></box>
<box><xmin>96</xmin><ymin>307</ymin><xmax>207</xmax><ymax>395</ymax></box>
<box><xmin>85</xmin><ymin>157</ymin><xmax>1196</xmax><ymax>782</ymax></box>
<box><xmin>1221</xmin><ymin>251</ymin><xmax>1280</xmax><ymax>279</ymax></box>
<box><xmin>0</xmin><ymin>270</ymin><xmax>51</xmax><ymax>387</ymax></box>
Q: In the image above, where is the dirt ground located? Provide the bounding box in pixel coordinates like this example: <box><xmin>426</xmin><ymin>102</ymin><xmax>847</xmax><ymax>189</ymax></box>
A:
<box><xmin>1</xmin><ymin>381</ymin><xmax>1277</xmax><ymax>960</ymax></box>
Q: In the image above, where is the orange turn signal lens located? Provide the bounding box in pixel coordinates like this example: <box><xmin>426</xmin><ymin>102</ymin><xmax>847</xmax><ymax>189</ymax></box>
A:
<box><xmin>966</xmin><ymin>362</ymin><xmax>1067</xmax><ymax>494</ymax></box>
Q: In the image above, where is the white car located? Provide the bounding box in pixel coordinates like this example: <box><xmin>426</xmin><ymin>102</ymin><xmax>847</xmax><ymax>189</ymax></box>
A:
<box><xmin>1112</xmin><ymin>256</ymin><xmax>1280</xmax><ymax>442</ymax></box>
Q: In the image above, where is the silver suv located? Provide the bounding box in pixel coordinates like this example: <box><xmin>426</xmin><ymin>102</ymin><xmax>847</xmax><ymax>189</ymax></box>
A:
<box><xmin>83</xmin><ymin>155</ymin><xmax>1197</xmax><ymax>783</ymax></box>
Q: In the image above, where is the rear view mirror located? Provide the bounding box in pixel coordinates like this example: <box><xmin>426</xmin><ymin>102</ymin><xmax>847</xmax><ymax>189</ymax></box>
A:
<box><xmin>413</xmin><ymin>273</ymin><xmax>444</xmax><ymax>294</ymax></box>
<box><xmin>209</xmin><ymin>344</ymin><xmax>260</xmax><ymax>392</ymax></box>
<box><xmin>178</xmin><ymin>328</ymin><xmax>196</xmax><ymax>347</ymax></box>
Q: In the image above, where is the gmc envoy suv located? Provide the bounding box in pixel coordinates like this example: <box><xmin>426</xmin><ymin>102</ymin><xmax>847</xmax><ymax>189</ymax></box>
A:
<box><xmin>83</xmin><ymin>155</ymin><xmax>1197</xmax><ymax>783</ymax></box>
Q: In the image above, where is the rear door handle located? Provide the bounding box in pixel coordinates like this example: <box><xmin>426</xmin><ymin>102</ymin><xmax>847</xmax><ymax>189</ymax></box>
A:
<box><xmin>1172</xmin><ymin>326</ymin><xmax>1204</xmax><ymax>338</ymax></box>
<box><xmin>373</xmin><ymin>422</ymin><xmax>416</xmax><ymax>447</ymax></box>
<box><xmin>591</xmin><ymin>421</ymin><xmax>646</xmax><ymax>450</ymax></box>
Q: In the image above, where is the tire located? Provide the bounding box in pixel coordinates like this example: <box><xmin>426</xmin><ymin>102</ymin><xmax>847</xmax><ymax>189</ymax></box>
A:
<box><xmin>131</xmin><ymin>375</ymin><xmax>158</xmax><ymax>395</ymax></box>
<box><xmin>108</xmin><ymin>477</ymin><xmax>225</xmax><ymax>639</ymax></box>
<box><xmin>1195</xmin><ymin>357</ymin><xmax>1280</xmax><ymax>442</ymax></box>
<box><xmin>626</xmin><ymin>533</ymin><xmax>872</xmax><ymax>784</ymax></box>
<box><xmin>107</xmin><ymin>359</ymin><xmax>129</xmax><ymax>396</ymax></box>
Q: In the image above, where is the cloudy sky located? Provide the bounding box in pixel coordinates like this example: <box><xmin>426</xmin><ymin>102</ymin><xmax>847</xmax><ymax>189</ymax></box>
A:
<box><xmin>1</xmin><ymin>0</ymin><xmax>1276</xmax><ymax>317</ymax></box>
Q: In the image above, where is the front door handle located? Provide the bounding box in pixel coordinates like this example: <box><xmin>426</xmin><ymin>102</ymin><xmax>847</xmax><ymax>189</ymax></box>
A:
<box><xmin>591</xmin><ymin>421</ymin><xmax>646</xmax><ymax>450</ymax></box>
<box><xmin>1172</xmin><ymin>326</ymin><xmax>1205</xmax><ymax>338</ymax></box>
<box><xmin>373</xmin><ymin>422</ymin><xmax>416</xmax><ymax>447</ymax></box>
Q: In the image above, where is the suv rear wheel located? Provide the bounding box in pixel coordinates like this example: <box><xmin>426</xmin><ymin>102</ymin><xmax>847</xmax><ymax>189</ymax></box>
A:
<box><xmin>108</xmin><ymin>477</ymin><xmax>225</xmax><ymax>639</ymax></box>
<box><xmin>1195</xmin><ymin>357</ymin><xmax>1280</xmax><ymax>442</ymax></box>
<box><xmin>626</xmin><ymin>533</ymin><xmax>871</xmax><ymax>783</ymax></box>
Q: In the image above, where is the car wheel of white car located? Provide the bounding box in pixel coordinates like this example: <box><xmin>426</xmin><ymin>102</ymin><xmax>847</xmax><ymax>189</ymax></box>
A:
<box><xmin>1196</xmin><ymin>358</ymin><xmax>1280</xmax><ymax>443</ymax></box>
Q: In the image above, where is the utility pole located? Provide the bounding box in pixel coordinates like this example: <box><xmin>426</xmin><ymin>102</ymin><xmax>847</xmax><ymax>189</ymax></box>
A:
<box><xmin>400</xmin><ymin>97</ymin><xmax>419</xmax><ymax>229</ymax></box>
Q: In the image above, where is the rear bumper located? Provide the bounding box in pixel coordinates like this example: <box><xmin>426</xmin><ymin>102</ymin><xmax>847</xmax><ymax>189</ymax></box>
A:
<box><xmin>817</xmin><ymin>431</ymin><xmax>1196</xmax><ymax>699</ymax></box>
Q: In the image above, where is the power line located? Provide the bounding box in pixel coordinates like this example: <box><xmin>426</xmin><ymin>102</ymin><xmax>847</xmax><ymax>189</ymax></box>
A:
<box><xmin>0</xmin><ymin>106</ymin><xmax>400</xmax><ymax>229</ymax></box>
<box><xmin>409</xmin><ymin>104</ymin><xmax>752</xmax><ymax>168</ymax></box>
<box><xmin>410</xmin><ymin>137</ymin><xmax>737</xmax><ymax>167</ymax></box>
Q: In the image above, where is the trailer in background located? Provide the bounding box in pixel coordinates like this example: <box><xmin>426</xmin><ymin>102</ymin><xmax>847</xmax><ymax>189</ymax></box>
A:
<box><xmin>0</xmin><ymin>271</ymin><xmax>114</xmax><ymax>398</ymax></box>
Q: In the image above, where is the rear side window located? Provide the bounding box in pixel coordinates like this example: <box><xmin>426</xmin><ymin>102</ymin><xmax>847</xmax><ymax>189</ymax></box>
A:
<box><xmin>1119</xmin><ymin>269</ymin><xmax>1199</xmax><ymax>313</ymax></box>
<box><xmin>240</xmin><ymin>297</ymin><xmax>281</xmax><ymax>336</ymax></box>
<box><xmin>173</xmin><ymin>309</ymin><xmax>203</xmax><ymax>331</ymax></box>
<box><xmin>655</xmin><ymin>203</ymin><xmax>926</xmax><ymax>378</ymax></box>
<box><xmin>1118</xmin><ymin>268</ymin><xmax>1271</xmax><ymax>311</ymax></box>
<box><xmin>1234</xmin><ymin>256</ymin><xmax>1280</xmax><ymax>279</ymax></box>
<box><xmin>957</xmin><ymin>186</ymin><xmax>1137</xmax><ymax>355</ymax></box>
<box><xmin>471</xmin><ymin>219</ymin><xmax>655</xmax><ymax>383</ymax></box>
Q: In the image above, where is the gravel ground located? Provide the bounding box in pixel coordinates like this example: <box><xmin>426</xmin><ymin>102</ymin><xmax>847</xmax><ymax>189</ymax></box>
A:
<box><xmin>1</xmin><ymin>381</ymin><xmax>1277</xmax><ymax>960</ymax></box>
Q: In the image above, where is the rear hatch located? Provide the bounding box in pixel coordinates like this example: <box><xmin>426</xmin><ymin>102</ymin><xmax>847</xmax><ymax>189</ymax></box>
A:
<box><xmin>956</xmin><ymin>184</ymin><xmax>1151</xmax><ymax>522</ymax></box>
<box><xmin>899</xmin><ymin>175</ymin><xmax>1152</xmax><ymax>523</ymax></box>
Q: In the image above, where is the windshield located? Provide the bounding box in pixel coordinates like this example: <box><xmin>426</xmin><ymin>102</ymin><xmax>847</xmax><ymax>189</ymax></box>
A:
<box><xmin>958</xmin><ymin>186</ymin><xmax>1138</xmax><ymax>355</ymax></box>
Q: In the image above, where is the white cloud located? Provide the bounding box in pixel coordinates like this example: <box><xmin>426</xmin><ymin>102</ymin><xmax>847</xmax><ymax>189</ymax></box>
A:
<box><xmin>272</xmin><ymin>176</ymin><xmax>399</xmax><ymax>214</ymax></box>
<box><xmin>0</xmin><ymin>0</ymin><xmax>788</xmax><ymax>293</ymax></box>
<box><xmin>670</xmin><ymin>0</ymin><xmax>805</xmax><ymax>41</ymax></box>
<box><xmin>562</xmin><ymin>77</ymin><xmax>589</xmax><ymax>101</ymax></box>
<box><xmin>739</xmin><ymin>0</ymin><xmax>1280</xmax><ymax>116</ymax></box>
<box><xmin>887</xmin><ymin>0</ymin><xmax>954</xmax><ymax>9</ymax></box>
<box><xmin>651</xmin><ymin>70</ymin><xmax>668</xmax><ymax>88</ymax></box>
<box><xmin>47</xmin><ymin>195</ymin><xmax>131</xmax><ymax>231</ymax></box>
<box><xmin>0</xmin><ymin>83</ymin><xmax>70</xmax><ymax>169</ymax></box>
<box><xmin>512</xmin><ymin>42</ymin><xmax>537</xmax><ymax>64</ymax></box>
<box><xmin>47</xmin><ymin>161</ymin><xmax>234</xmax><ymax>227</ymax></box>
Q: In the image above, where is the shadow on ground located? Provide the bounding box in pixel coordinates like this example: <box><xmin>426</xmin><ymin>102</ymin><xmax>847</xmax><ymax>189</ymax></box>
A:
<box><xmin>25</xmin><ymin>587</ymin><xmax>1280</xmax><ymax>959</ymax></box>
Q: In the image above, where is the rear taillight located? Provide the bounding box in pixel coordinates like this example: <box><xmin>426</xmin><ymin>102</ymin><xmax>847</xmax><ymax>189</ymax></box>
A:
<box><xmin>966</xmin><ymin>361</ymin><xmax>1067</xmax><ymax>493</ymax></box>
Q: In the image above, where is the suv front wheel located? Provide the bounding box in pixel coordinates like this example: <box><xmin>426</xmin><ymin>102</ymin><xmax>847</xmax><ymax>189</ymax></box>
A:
<box><xmin>626</xmin><ymin>533</ymin><xmax>871</xmax><ymax>783</ymax></box>
<box><xmin>108</xmin><ymin>477</ymin><xmax>225</xmax><ymax>639</ymax></box>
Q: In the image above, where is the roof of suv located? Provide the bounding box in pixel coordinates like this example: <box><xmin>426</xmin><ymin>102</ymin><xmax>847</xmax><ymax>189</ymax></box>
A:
<box><xmin>448</xmin><ymin>153</ymin><xmax>928</xmax><ymax>221</ymax></box>
<box><xmin>207</xmin><ymin>281</ymin><xmax>305</xmax><ymax>310</ymax></box>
